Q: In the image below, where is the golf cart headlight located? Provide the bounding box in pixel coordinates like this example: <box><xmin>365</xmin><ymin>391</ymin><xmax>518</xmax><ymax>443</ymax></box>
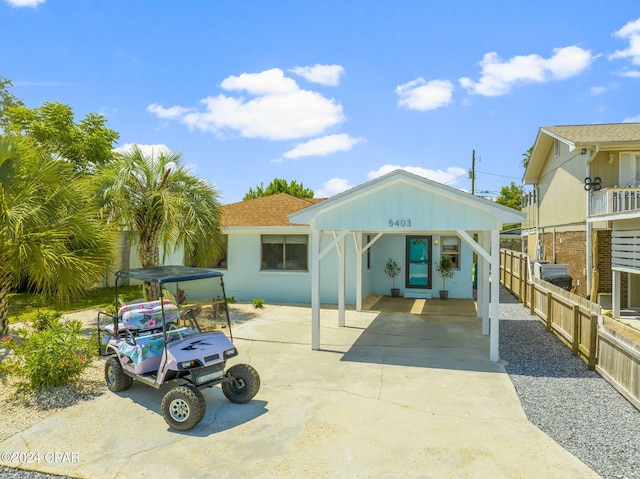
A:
<box><xmin>179</xmin><ymin>359</ymin><xmax>202</xmax><ymax>370</ymax></box>
<box><xmin>224</xmin><ymin>348</ymin><xmax>237</xmax><ymax>359</ymax></box>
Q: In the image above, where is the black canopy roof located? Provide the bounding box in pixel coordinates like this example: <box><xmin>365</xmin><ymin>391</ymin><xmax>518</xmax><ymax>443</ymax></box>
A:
<box><xmin>115</xmin><ymin>265</ymin><xmax>223</xmax><ymax>284</ymax></box>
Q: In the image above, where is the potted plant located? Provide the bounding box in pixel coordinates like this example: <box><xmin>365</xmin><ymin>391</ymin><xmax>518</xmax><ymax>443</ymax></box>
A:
<box><xmin>436</xmin><ymin>257</ymin><xmax>454</xmax><ymax>300</ymax></box>
<box><xmin>384</xmin><ymin>257</ymin><xmax>402</xmax><ymax>297</ymax></box>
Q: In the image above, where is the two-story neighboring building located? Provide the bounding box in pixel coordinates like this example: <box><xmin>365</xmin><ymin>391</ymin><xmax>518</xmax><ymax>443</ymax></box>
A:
<box><xmin>522</xmin><ymin>123</ymin><xmax>640</xmax><ymax>317</ymax></box>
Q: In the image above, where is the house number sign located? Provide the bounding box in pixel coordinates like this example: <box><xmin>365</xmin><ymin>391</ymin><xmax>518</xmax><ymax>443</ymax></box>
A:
<box><xmin>388</xmin><ymin>219</ymin><xmax>412</xmax><ymax>227</ymax></box>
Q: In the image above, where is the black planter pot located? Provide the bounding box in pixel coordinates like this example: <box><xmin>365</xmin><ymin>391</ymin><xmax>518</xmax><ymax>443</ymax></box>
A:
<box><xmin>439</xmin><ymin>290</ymin><xmax>449</xmax><ymax>300</ymax></box>
<box><xmin>391</xmin><ymin>288</ymin><xmax>400</xmax><ymax>297</ymax></box>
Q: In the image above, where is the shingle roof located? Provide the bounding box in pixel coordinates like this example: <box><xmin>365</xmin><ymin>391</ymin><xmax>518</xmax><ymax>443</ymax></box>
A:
<box><xmin>220</xmin><ymin>193</ymin><xmax>325</xmax><ymax>227</ymax></box>
<box><xmin>542</xmin><ymin>123</ymin><xmax>640</xmax><ymax>145</ymax></box>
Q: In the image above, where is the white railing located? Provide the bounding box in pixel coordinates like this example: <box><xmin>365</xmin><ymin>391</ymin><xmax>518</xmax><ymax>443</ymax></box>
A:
<box><xmin>591</xmin><ymin>188</ymin><xmax>640</xmax><ymax>216</ymax></box>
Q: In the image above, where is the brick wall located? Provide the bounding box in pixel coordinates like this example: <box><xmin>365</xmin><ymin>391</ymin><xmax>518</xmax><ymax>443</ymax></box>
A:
<box><xmin>540</xmin><ymin>231</ymin><xmax>587</xmax><ymax>297</ymax></box>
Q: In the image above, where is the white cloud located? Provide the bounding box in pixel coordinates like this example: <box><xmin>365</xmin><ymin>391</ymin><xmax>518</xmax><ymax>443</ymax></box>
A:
<box><xmin>148</xmin><ymin>68</ymin><xmax>345</xmax><ymax>140</ymax></box>
<box><xmin>289</xmin><ymin>64</ymin><xmax>345</xmax><ymax>86</ymax></box>
<box><xmin>460</xmin><ymin>46</ymin><xmax>593</xmax><ymax>96</ymax></box>
<box><xmin>617</xmin><ymin>69</ymin><xmax>640</xmax><ymax>78</ymax></box>
<box><xmin>609</xmin><ymin>17</ymin><xmax>640</xmax><ymax>65</ymax></box>
<box><xmin>367</xmin><ymin>165</ymin><xmax>467</xmax><ymax>185</ymax></box>
<box><xmin>220</xmin><ymin>68</ymin><xmax>299</xmax><ymax>95</ymax></box>
<box><xmin>5</xmin><ymin>0</ymin><xmax>45</xmax><ymax>6</ymax></box>
<box><xmin>396</xmin><ymin>78</ymin><xmax>453</xmax><ymax>111</ymax></box>
<box><xmin>147</xmin><ymin>103</ymin><xmax>192</xmax><ymax>119</ymax></box>
<box><xmin>623</xmin><ymin>114</ymin><xmax>640</xmax><ymax>123</ymax></box>
<box><xmin>113</xmin><ymin>143</ymin><xmax>171</xmax><ymax>159</ymax></box>
<box><xmin>282</xmin><ymin>134</ymin><xmax>363</xmax><ymax>159</ymax></box>
<box><xmin>590</xmin><ymin>86</ymin><xmax>607</xmax><ymax>96</ymax></box>
<box><xmin>316</xmin><ymin>178</ymin><xmax>353</xmax><ymax>197</ymax></box>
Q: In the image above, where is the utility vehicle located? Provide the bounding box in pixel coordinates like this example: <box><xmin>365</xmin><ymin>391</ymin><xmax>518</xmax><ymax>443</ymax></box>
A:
<box><xmin>98</xmin><ymin>265</ymin><xmax>260</xmax><ymax>431</ymax></box>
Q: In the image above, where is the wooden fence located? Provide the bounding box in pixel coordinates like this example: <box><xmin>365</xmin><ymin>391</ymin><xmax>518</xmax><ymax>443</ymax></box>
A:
<box><xmin>500</xmin><ymin>248</ymin><xmax>640</xmax><ymax>410</ymax></box>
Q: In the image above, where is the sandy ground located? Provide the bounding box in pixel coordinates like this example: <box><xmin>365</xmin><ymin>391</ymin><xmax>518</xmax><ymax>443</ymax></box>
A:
<box><xmin>0</xmin><ymin>302</ymin><xmax>277</xmax><ymax>442</ymax></box>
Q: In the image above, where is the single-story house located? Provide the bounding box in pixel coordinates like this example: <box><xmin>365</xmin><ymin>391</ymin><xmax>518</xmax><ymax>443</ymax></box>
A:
<box><xmin>132</xmin><ymin>169</ymin><xmax>524</xmax><ymax>361</ymax></box>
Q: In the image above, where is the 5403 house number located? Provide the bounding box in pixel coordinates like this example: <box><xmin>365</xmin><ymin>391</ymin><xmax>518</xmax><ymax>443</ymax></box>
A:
<box><xmin>388</xmin><ymin>219</ymin><xmax>412</xmax><ymax>227</ymax></box>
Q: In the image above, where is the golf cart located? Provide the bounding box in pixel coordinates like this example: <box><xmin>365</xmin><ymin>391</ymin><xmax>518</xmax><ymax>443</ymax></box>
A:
<box><xmin>98</xmin><ymin>265</ymin><xmax>260</xmax><ymax>431</ymax></box>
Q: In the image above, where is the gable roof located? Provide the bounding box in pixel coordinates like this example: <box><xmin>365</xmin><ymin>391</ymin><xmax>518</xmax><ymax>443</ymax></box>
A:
<box><xmin>221</xmin><ymin>193</ymin><xmax>324</xmax><ymax>227</ymax></box>
<box><xmin>524</xmin><ymin>123</ymin><xmax>640</xmax><ymax>184</ymax></box>
<box><xmin>543</xmin><ymin>123</ymin><xmax>640</xmax><ymax>146</ymax></box>
<box><xmin>289</xmin><ymin>169</ymin><xmax>524</xmax><ymax>229</ymax></box>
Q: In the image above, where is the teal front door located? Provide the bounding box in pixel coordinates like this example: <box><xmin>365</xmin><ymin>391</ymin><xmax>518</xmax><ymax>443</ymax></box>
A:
<box><xmin>405</xmin><ymin>236</ymin><xmax>432</xmax><ymax>289</ymax></box>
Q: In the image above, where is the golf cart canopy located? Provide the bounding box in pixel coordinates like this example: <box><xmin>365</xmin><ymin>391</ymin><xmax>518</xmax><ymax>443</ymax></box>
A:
<box><xmin>115</xmin><ymin>266</ymin><xmax>223</xmax><ymax>284</ymax></box>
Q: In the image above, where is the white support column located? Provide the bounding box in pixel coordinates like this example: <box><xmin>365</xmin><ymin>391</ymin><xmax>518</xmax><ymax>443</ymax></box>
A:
<box><xmin>481</xmin><ymin>232</ymin><xmax>490</xmax><ymax>336</ymax></box>
<box><xmin>354</xmin><ymin>232</ymin><xmax>363</xmax><ymax>311</ymax></box>
<box><xmin>338</xmin><ymin>235</ymin><xmax>346</xmax><ymax>327</ymax></box>
<box><xmin>612</xmin><ymin>270</ymin><xmax>621</xmax><ymax>318</ymax></box>
<box><xmin>490</xmin><ymin>229</ymin><xmax>500</xmax><ymax>362</ymax></box>
<box><xmin>311</xmin><ymin>229</ymin><xmax>321</xmax><ymax>350</ymax></box>
<box><xmin>476</xmin><ymin>241</ymin><xmax>483</xmax><ymax>320</ymax></box>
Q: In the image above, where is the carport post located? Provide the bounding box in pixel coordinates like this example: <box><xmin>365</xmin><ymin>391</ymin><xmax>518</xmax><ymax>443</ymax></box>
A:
<box><xmin>481</xmin><ymin>232</ymin><xmax>490</xmax><ymax>336</ymax></box>
<box><xmin>490</xmin><ymin>229</ymin><xmax>500</xmax><ymax>362</ymax></box>
<box><xmin>311</xmin><ymin>229</ymin><xmax>321</xmax><ymax>350</ymax></box>
<box><xmin>338</xmin><ymin>234</ymin><xmax>346</xmax><ymax>327</ymax></box>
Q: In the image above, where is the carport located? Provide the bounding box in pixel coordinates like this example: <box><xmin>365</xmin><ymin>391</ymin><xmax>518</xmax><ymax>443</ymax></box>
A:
<box><xmin>289</xmin><ymin>169</ymin><xmax>525</xmax><ymax>362</ymax></box>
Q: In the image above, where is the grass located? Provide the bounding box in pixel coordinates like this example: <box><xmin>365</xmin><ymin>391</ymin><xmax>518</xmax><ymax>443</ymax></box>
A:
<box><xmin>7</xmin><ymin>285</ymin><xmax>143</xmax><ymax>324</ymax></box>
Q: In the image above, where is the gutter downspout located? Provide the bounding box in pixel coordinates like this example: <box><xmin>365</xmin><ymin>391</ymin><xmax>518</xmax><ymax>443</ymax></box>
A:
<box><xmin>586</xmin><ymin>145</ymin><xmax>600</xmax><ymax>298</ymax></box>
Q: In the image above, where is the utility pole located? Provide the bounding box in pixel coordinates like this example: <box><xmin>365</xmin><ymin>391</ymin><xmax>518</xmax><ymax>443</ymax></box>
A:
<box><xmin>470</xmin><ymin>149</ymin><xmax>476</xmax><ymax>195</ymax></box>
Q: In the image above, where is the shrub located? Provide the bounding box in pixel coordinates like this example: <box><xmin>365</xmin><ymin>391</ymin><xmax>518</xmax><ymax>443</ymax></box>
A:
<box><xmin>251</xmin><ymin>298</ymin><xmax>265</xmax><ymax>309</ymax></box>
<box><xmin>225</xmin><ymin>296</ymin><xmax>237</xmax><ymax>305</ymax></box>
<box><xmin>0</xmin><ymin>313</ymin><xmax>96</xmax><ymax>391</ymax></box>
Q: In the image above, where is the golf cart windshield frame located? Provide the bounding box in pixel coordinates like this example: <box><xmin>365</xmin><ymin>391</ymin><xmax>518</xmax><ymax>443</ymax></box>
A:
<box><xmin>111</xmin><ymin>266</ymin><xmax>232</xmax><ymax>347</ymax></box>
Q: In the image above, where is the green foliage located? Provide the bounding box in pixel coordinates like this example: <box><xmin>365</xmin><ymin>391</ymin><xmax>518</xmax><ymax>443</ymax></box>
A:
<box><xmin>384</xmin><ymin>258</ymin><xmax>401</xmax><ymax>288</ymax></box>
<box><xmin>0</xmin><ymin>76</ymin><xmax>25</xmax><ymax>131</ymax></box>
<box><xmin>0</xmin><ymin>135</ymin><xmax>117</xmax><ymax>335</ymax></box>
<box><xmin>97</xmin><ymin>145</ymin><xmax>224</xmax><ymax>300</ymax></box>
<box><xmin>0</xmin><ymin>313</ymin><xmax>97</xmax><ymax>390</ymax></box>
<box><xmin>243</xmin><ymin>178</ymin><xmax>314</xmax><ymax>200</ymax></box>
<box><xmin>496</xmin><ymin>181</ymin><xmax>524</xmax><ymax>210</ymax></box>
<box><xmin>521</xmin><ymin>146</ymin><xmax>533</xmax><ymax>169</ymax></box>
<box><xmin>225</xmin><ymin>296</ymin><xmax>237</xmax><ymax>304</ymax></box>
<box><xmin>4</xmin><ymin>101</ymin><xmax>119</xmax><ymax>173</ymax></box>
<box><xmin>436</xmin><ymin>257</ymin><xmax>454</xmax><ymax>290</ymax></box>
<box><xmin>251</xmin><ymin>298</ymin><xmax>265</xmax><ymax>309</ymax></box>
<box><xmin>8</xmin><ymin>286</ymin><xmax>141</xmax><ymax>324</ymax></box>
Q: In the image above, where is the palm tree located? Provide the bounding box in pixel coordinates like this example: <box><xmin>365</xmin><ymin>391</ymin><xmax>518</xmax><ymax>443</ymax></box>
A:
<box><xmin>98</xmin><ymin>145</ymin><xmax>224</xmax><ymax>300</ymax></box>
<box><xmin>0</xmin><ymin>135</ymin><xmax>116</xmax><ymax>335</ymax></box>
<box><xmin>522</xmin><ymin>146</ymin><xmax>533</xmax><ymax>169</ymax></box>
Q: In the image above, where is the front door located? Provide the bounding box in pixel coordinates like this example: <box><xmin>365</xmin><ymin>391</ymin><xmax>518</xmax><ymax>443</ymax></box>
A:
<box><xmin>405</xmin><ymin>236</ymin><xmax>432</xmax><ymax>289</ymax></box>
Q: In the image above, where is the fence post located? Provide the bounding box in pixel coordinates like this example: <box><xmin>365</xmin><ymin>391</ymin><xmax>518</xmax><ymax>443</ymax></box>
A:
<box><xmin>520</xmin><ymin>254</ymin><xmax>526</xmax><ymax>304</ymax></box>
<box><xmin>588</xmin><ymin>314</ymin><xmax>598</xmax><ymax>371</ymax></box>
<box><xmin>530</xmin><ymin>281</ymin><xmax>535</xmax><ymax>315</ymax></box>
<box><xmin>546</xmin><ymin>291</ymin><xmax>553</xmax><ymax>332</ymax></box>
<box><xmin>572</xmin><ymin>305</ymin><xmax>580</xmax><ymax>356</ymax></box>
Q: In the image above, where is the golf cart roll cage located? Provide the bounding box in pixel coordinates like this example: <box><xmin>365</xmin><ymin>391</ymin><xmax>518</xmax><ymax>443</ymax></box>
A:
<box><xmin>111</xmin><ymin>265</ymin><xmax>233</xmax><ymax>345</ymax></box>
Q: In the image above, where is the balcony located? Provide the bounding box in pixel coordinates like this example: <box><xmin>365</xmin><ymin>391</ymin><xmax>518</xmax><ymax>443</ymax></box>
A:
<box><xmin>590</xmin><ymin>188</ymin><xmax>640</xmax><ymax>217</ymax></box>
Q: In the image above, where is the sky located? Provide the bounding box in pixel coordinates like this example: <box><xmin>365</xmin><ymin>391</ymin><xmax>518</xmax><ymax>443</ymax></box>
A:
<box><xmin>2</xmin><ymin>0</ymin><xmax>640</xmax><ymax>204</ymax></box>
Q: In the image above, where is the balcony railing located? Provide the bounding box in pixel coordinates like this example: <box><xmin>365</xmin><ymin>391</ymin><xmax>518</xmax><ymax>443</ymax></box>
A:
<box><xmin>591</xmin><ymin>188</ymin><xmax>640</xmax><ymax>216</ymax></box>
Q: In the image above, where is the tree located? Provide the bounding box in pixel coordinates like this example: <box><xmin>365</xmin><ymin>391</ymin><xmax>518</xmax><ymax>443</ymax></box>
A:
<box><xmin>521</xmin><ymin>146</ymin><xmax>533</xmax><ymax>169</ymax></box>
<box><xmin>0</xmin><ymin>76</ymin><xmax>25</xmax><ymax>131</ymax></box>
<box><xmin>496</xmin><ymin>181</ymin><xmax>524</xmax><ymax>210</ymax></box>
<box><xmin>243</xmin><ymin>178</ymin><xmax>314</xmax><ymax>200</ymax></box>
<box><xmin>0</xmin><ymin>135</ymin><xmax>116</xmax><ymax>335</ymax></box>
<box><xmin>4</xmin><ymin>101</ymin><xmax>119</xmax><ymax>172</ymax></box>
<box><xmin>98</xmin><ymin>145</ymin><xmax>224</xmax><ymax>300</ymax></box>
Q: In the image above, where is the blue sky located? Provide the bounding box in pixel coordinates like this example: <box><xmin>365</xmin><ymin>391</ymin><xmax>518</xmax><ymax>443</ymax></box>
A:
<box><xmin>2</xmin><ymin>0</ymin><xmax>640</xmax><ymax>203</ymax></box>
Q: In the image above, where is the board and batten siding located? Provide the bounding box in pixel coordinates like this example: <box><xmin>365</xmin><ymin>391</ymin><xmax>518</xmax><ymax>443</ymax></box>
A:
<box><xmin>311</xmin><ymin>181</ymin><xmax>500</xmax><ymax>231</ymax></box>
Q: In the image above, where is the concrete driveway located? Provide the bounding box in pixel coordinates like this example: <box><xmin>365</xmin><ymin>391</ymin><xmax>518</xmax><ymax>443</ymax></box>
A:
<box><xmin>0</xmin><ymin>302</ymin><xmax>599</xmax><ymax>478</ymax></box>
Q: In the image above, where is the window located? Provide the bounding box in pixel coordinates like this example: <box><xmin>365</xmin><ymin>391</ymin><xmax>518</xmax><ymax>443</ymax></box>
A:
<box><xmin>261</xmin><ymin>235</ymin><xmax>308</xmax><ymax>271</ymax></box>
<box><xmin>441</xmin><ymin>236</ymin><xmax>460</xmax><ymax>270</ymax></box>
